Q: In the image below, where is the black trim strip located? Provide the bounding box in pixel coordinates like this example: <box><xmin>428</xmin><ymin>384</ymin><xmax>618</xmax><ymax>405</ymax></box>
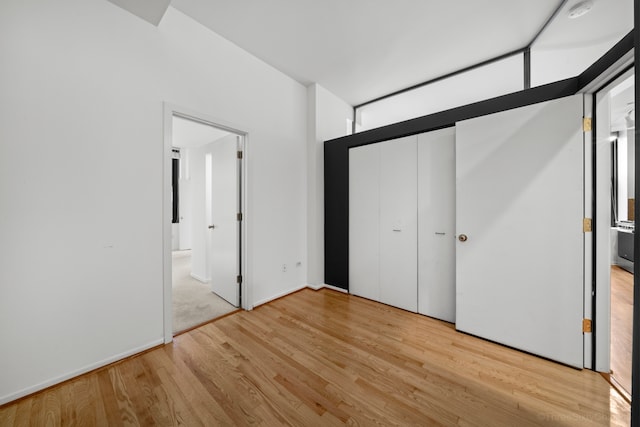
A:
<box><xmin>354</xmin><ymin>48</ymin><xmax>525</xmax><ymax>109</ymax></box>
<box><xmin>526</xmin><ymin>0</ymin><xmax>569</xmax><ymax>48</ymax></box>
<box><xmin>631</xmin><ymin>0</ymin><xmax>639</xmax><ymax>422</ymax></box>
<box><xmin>325</xmin><ymin>30</ymin><xmax>634</xmax><ymax>292</ymax></box>
<box><xmin>578</xmin><ymin>30</ymin><xmax>635</xmax><ymax>91</ymax></box>
<box><xmin>354</xmin><ymin>0</ymin><xmax>569</xmax><ymax>111</ymax></box>
<box><xmin>524</xmin><ymin>48</ymin><xmax>531</xmax><ymax>89</ymax></box>
<box><xmin>591</xmin><ymin>92</ymin><xmax>597</xmax><ymax>372</ymax></box>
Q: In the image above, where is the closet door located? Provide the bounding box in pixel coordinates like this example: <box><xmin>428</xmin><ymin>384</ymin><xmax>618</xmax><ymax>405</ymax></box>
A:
<box><xmin>349</xmin><ymin>143</ymin><xmax>380</xmax><ymax>302</ymax></box>
<box><xmin>349</xmin><ymin>136</ymin><xmax>417</xmax><ymax>312</ymax></box>
<box><xmin>417</xmin><ymin>127</ymin><xmax>456</xmax><ymax>322</ymax></box>
<box><xmin>455</xmin><ymin>95</ymin><xmax>584</xmax><ymax>368</ymax></box>
<box><xmin>379</xmin><ymin>137</ymin><xmax>417</xmax><ymax>312</ymax></box>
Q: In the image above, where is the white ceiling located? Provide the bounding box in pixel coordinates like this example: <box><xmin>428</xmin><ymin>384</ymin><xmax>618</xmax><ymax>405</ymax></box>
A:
<box><xmin>172</xmin><ymin>116</ymin><xmax>230</xmax><ymax>149</ymax></box>
<box><xmin>170</xmin><ymin>0</ymin><xmax>563</xmax><ymax>106</ymax></box>
<box><xmin>111</xmin><ymin>0</ymin><xmax>634</xmax><ymax>107</ymax></box>
<box><xmin>107</xmin><ymin>0</ymin><xmax>171</xmax><ymax>25</ymax></box>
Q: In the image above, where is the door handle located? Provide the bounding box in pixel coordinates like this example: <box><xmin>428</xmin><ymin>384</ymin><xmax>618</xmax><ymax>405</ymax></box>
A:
<box><xmin>208</xmin><ymin>225</ymin><xmax>216</xmax><ymax>229</ymax></box>
<box><xmin>458</xmin><ymin>234</ymin><xmax>468</xmax><ymax>242</ymax></box>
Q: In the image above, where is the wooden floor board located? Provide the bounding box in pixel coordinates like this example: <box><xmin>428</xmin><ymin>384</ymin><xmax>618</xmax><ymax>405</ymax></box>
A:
<box><xmin>0</xmin><ymin>288</ymin><xmax>631</xmax><ymax>426</ymax></box>
<box><xmin>611</xmin><ymin>265</ymin><xmax>633</xmax><ymax>397</ymax></box>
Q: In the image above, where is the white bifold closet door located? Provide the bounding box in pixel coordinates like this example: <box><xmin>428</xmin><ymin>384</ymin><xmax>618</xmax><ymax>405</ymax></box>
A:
<box><xmin>417</xmin><ymin>128</ymin><xmax>456</xmax><ymax>322</ymax></box>
<box><xmin>455</xmin><ymin>95</ymin><xmax>584</xmax><ymax>368</ymax></box>
<box><xmin>349</xmin><ymin>136</ymin><xmax>417</xmax><ymax>312</ymax></box>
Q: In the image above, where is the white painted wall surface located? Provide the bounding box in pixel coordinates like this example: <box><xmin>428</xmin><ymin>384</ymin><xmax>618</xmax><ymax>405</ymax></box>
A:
<box><xmin>306</xmin><ymin>84</ymin><xmax>352</xmax><ymax>287</ymax></box>
<box><xmin>356</xmin><ymin>54</ymin><xmax>524</xmax><ymax>131</ymax></box>
<box><xmin>0</xmin><ymin>0</ymin><xmax>307</xmax><ymax>404</ymax></box>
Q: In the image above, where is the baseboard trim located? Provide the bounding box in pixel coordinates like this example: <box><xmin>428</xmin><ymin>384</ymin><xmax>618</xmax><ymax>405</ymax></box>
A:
<box><xmin>190</xmin><ymin>272</ymin><xmax>209</xmax><ymax>283</ymax></box>
<box><xmin>0</xmin><ymin>338</ymin><xmax>164</xmax><ymax>406</ymax></box>
<box><xmin>307</xmin><ymin>283</ymin><xmax>348</xmax><ymax>293</ymax></box>
<box><xmin>253</xmin><ymin>284</ymin><xmax>308</xmax><ymax>308</ymax></box>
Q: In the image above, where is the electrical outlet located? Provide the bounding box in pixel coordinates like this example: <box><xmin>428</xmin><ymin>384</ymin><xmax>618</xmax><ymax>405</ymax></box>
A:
<box><xmin>282</xmin><ymin>264</ymin><xmax>287</xmax><ymax>272</ymax></box>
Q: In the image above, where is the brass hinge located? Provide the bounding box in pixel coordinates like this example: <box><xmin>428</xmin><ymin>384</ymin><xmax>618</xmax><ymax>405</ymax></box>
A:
<box><xmin>237</xmin><ymin>151</ymin><xmax>243</xmax><ymax>159</ymax></box>
<box><xmin>583</xmin><ymin>318</ymin><xmax>592</xmax><ymax>333</ymax></box>
<box><xmin>237</xmin><ymin>212</ymin><xmax>243</xmax><ymax>221</ymax></box>
<box><xmin>237</xmin><ymin>275</ymin><xmax>242</xmax><ymax>284</ymax></box>
<box><xmin>583</xmin><ymin>117</ymin><xmax>592</xmax><ymax>132</ymax></box>
<box><xmin>583</xmin><ymin>218</ymin><xmax>592</xmax><ymax>232</ymax></box>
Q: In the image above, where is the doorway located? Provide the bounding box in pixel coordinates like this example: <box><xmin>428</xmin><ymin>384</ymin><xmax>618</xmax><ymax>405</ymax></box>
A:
<box><xmin>163</xmin><ymin>106</ymin><xmax>247</xmax><ymax>341</ymax></box>
<box><xmin>594</xmin><ymin>70</ymin><xmax>635</xmax><ymax>400</ymax></box>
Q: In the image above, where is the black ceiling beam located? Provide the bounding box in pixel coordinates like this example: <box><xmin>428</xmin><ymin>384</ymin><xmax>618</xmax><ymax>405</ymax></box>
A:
<box><xmin>325</xmin><ymin>30</ymin><xmax>635</xmax><ymax>292</ymax></box>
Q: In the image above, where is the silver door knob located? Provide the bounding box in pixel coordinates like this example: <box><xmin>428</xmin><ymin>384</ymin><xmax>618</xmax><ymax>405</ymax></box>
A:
<box><xmin>208</xmin><ymin>225</ymin><xmax>215</xmax><ymax>229</ymax></box>
<box><xmin>458</xmin><ymin>234</ymin><xmax>468</xmax><ymax>242</ymax></box>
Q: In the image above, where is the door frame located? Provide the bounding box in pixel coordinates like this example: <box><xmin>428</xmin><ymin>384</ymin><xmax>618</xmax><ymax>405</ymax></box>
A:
<box><xmin>589</xmin><ymin>67</ymin><xmax>635</xmax><ymax>374</ymax></box>
<box><xmin>162</xmin><ymin>103</ymin><xmax>249</xmax><ymax>344</ymax></box>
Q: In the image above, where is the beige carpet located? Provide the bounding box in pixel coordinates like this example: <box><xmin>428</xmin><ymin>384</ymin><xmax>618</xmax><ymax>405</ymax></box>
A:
<box><xmin>172</xmin><ymin>250</ymin><xmax>237</xmax><ymax>334</ymax></box>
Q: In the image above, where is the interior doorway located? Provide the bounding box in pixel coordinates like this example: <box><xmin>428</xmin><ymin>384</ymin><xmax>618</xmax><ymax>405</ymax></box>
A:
<box><xmin>594</xmin><ymin>69</ymin><xmax>635</xmax><ymax>400</ymax></box>
<box><xmin>163</xmin><ymin>106</ymin><xmax>246</xmax><ymax>341</ymax></box>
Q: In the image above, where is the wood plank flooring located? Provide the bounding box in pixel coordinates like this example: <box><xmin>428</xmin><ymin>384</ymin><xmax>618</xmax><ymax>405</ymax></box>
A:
<box><xmin>0</xmin><ymin>288</ymin><xmax>631</xmax><ymax>426</ymax></box>
<box><xmin>611</xmin><ymin>265</ymin><xmax>633</xmax><ymax>397</ymax></box>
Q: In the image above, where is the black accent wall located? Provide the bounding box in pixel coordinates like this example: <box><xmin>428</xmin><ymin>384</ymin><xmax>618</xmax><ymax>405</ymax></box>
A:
<box><xmin>324</xmin><ymin>31</ymin><xmax>635</xmax><ymax>291</ymax></box>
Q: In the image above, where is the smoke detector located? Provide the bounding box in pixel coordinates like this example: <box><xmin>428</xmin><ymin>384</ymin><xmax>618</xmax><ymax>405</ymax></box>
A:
<box><xmin>568</xmin><ymin>0</ymin><xmax>594</xmax><ymax>19</ymax></box>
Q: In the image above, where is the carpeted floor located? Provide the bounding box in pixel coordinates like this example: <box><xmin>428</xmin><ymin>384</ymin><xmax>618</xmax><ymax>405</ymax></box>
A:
<box><xmin>172</xmin><ymin>250</ymin><xmax>237</xmax><ymax>334</ymax></box>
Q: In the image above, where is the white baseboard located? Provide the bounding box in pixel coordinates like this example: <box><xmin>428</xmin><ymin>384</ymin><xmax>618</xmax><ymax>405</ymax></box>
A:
<box><xmin>190</xmin><ymin>272</ymin><xmax>209</xmax><ymax>283</ymax></box>
<box><xmin>253</xmin><ymin>284</ymin><xmax>308</xmax><ymax>308</ymax></box>
<box><xmin>0</xmin><ymin>338</ymin><xmax>164</xmax><ymax>406</ymax></box>
<box><xmin>307</xmin><ymin>283</ymin><xmax>348</xmax><ymax>293</ymax></box>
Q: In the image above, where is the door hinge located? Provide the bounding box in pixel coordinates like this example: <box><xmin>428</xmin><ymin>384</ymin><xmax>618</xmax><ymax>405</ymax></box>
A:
<box><xmin>583</xmin><ymin>117</ymin><xmax>592</xmax><ymax>132</ymax></box>
<box><xmin>237</xmin><ymin>275</ymin><xmax>242</xmax><ymax>284</ymax></box>
<box><xmin>237</xmin><ymin>150</ymin><xmax>243</xmax><ymax>159</ymax></box>
<box><xmin>237</xmin><ymin>212</ymin><xmax>243</xmax><ymax>221</ymax></box>
<box><xmin>583</xmin><ymin>318</ymin><xmax>592</xmax><ymax>333</ymax></box>
<box><xmin>583</xmin><ymin>218</ymin><xmax>592</xmax><ymax>232</ymax></box>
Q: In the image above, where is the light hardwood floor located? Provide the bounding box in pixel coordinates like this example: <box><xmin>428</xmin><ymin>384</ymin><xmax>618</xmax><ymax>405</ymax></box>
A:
<box><xmin>611</xmin><ymin>265</ymin><xmax>633</xmax><ymax>398</ymax></box>
<box><xmin>0</xmin><ymin>288</ymin><xmax>631</xmax><ymax>426</ymax></box>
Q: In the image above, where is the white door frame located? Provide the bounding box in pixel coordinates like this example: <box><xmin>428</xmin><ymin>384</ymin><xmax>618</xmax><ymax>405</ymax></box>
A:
<box><xmin>162</xmin><ymin>103</ymin><xmax>249</xmax><ymax>344</ymax></box>
<box><xmin>589</xmin><ymin>67</ymin><xmax>635</xmax><ymax>372</ymax></box>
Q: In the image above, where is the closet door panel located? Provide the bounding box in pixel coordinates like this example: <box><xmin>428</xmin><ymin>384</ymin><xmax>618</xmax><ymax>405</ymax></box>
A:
<box><xmin>349</xmin><ymin>144</ymin><xmax>380</xmax><ymax>301</ymax></box>
<box><xmin>417</xmin><ymin>128</ymin><xmax>456</xmax><ymax>322</ymax></box>
<box><xmin>379</xmin><ymin>137</ymin><xmax>418</xmax><ymax>312</ymax></box>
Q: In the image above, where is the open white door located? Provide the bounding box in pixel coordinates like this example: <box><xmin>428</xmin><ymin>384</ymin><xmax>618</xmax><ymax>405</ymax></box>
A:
<box><xmin>455</xmin><ymin>95</ymin><xmax>584</xmax><ymax>368</ymax></box>
<box><xmin>206</xmin><ymin>135</ymin><xmax>240</xmax><ymax>307</ymax></box>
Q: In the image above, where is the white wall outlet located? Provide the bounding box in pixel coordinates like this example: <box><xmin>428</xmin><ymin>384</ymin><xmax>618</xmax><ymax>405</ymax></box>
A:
<box><xmin>282</xmin><ymin>264</ymin><xmax>287</xmax><ymax>272</ymax></box>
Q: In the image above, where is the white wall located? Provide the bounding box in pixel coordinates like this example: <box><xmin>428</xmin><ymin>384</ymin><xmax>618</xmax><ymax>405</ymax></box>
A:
<box><xmin>0</xmin><ymin>0</ymin><xmax>307</xmax><ymax>404</ymax></box>
<box><xmin>356</xmin><ymin>54</ymin><xmax>524</xmax><ymax>131</ymax></box>
<box><xmin>306</xmin><ymin>84</ymin><xmax>352</xmax><ymax>286</ymax></box>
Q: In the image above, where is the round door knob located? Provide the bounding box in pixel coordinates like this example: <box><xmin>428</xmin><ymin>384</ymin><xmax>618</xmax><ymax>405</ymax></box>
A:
<box><xmin>458</xmin><ymin>234</ymin><xmax>468</xmax><ymax>242</ymax></box>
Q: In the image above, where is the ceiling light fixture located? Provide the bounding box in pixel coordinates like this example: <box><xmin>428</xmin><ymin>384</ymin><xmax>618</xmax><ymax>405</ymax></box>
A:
<box><xmin>568</xmin><ymin>0</ymin><xmax>594</xmax><ymax>19</ymax></box>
